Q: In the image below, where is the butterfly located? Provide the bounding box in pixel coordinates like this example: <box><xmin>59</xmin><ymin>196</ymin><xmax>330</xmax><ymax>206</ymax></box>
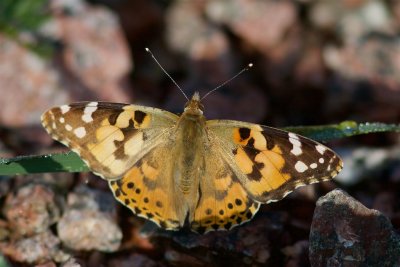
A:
<box><xmin>41</xmin><ymin>92</ymin><xmax>343</xmax><ymax>234</ymax></box>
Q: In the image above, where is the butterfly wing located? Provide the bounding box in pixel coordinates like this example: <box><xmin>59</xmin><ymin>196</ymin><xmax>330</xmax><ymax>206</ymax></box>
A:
<box><xmin>206</xmin><ymin>120</ymin><xmax>343</xmax><ymax>203</ymax></box>
<box><xmin>41</xmin><ymin>102</ymin><xmax>178</xmax><ymax>179</ymax></box>
<box><xmin>190</xmin><ymin>153</ymin><xmax>260</xmax><ymax>233</ymax></box>
<box><xmin>109</xmin><ymin>143</ymin><xmax>188</xmax><ymax>230</ymax></box>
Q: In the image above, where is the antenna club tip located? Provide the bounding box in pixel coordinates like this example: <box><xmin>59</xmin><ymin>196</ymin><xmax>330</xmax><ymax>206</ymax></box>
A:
<box><xmin>248</xmin><ymin>63</ymin><xmax>253</xmax><ymax>68</ymax></box>
<box><xmin>145</xmin><ymin>47</ymin><xmax>150</xmax><ymax>52</ymax></box>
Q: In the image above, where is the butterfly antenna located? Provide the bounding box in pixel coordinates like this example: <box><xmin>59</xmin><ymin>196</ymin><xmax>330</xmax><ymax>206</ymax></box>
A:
<box><xmin>145</xmin><ymin>48</ymin><xmax>189</xmax><ymax>101</ymax></box>
<box><xmin>201</xmin><ymin>63</ymin><xmax>253</xmax><ymax>101</ymax></box>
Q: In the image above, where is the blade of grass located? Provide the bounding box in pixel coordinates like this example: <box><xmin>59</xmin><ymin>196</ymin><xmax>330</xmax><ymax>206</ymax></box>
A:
<box><xmin>285</xmin><ymin>121</ymin><xmax>400</xmax><ymax>141</ymax></box>
<box><xmin>0</xmin><ymin>151</ymin><xmax>89</xmax><ymax>175</ymax></box>
<box><xmin>0</xmin><ymin>121</ymin><xmax>399</xmax><ymax>175</ymax></box>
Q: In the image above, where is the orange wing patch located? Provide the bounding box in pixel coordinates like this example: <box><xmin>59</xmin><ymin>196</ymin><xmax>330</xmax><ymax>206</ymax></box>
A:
<box><xmin>191</xmin><ymin>161</ymin><xmax>260</xmax><ymax>234</ymax></box>
<box><xmin>109</xmin><ymin>154</ymin><xmax>184</xmax><ymax>230</ymax></box>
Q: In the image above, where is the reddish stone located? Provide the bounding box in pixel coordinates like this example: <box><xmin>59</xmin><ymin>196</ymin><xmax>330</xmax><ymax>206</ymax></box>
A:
<box><xmin>57</xmin><ymin>185</ymin><xmax>122</xmax><ymax>252</ymax></box>
<box><xmin>0</xmin><ymin>231</ymin><xmax>69</xmax><ymax>264</ymax></box>
<box><xmin>3</xmin><ymin>184</ymin><xmax>61</xmax><ymax>237</ymax></box>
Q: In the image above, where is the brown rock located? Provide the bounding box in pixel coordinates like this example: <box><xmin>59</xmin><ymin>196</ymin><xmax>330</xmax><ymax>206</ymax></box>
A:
<box><xmin>206</xmin><ymin>0</ymin><xmax>297</xmax><ymax>54</ymax></box>
<box><xmin>324</xmin><ymin>35</ymin><xmax>400</xmax><ymax>113</ymax></box>
<box><xmin>0</xmin><ymin>0</ymin><xmax>133</xmax><ymax>129</ymax></box>
<box><xmin>49</xmin><ymin>0</ymin><xmax>133</xmax><ymax>102</ymax></box>
<box><xmin>57</xmin><ymin>185</ymin><xmax>122</xmax><ymax>252</ymax></box>
<box><xmin>0</xmin><ymin>35</ymin><xmax>68</xmax><ymax>127</ymax></box>
<box><xmin>3</xmin><ymin>184</ymin><xmax>61</xmax><ymax>237</ymax></box>
<box><xmin>0</xmin><ymin>231</ymin><xmax>70</xmax><ymax>264</ymax></box>
<box><xmin>309</xmin><ymin>189</ymin><xmax>400</xmax><ymax>266</ymax></box>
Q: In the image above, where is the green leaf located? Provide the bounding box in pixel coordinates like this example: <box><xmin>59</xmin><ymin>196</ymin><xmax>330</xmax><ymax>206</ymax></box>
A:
<box><xmin>0</xmin><ymin>0</ymin><xmax>53</xmax><ymax>57</ymax></box>
<box><xmin>0</xmin><ymin>121</ymin><xmax>399</xmax><ymax>176</ymax></box>
<box><xmin>0</xmin><ymin>255</ymin><xmax>10</xmax><ymax>267</ymax></box>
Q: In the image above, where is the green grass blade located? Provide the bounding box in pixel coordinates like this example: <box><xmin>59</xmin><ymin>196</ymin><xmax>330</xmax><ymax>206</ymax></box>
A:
<box><xmin>0</xmin><ymin>151</ymin><xmax>89</xmax><ymax>175</ymax></box>
<box><xmin>284</xmin><ymin>121</ymin><xmax>400</xmax><ymax>141</ymax></box>
<box><xmin>0</xmin><ymin>121</ymin><xmax>399</xmax><ymax>175</ymax></box>
<box><xmin>0</xmin><ymin>255</ymin><xmax>10</xmax><ymax>267</ymax></box>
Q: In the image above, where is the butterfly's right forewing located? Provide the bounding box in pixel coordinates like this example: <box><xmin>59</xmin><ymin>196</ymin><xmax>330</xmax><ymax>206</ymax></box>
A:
<box><xmin>41</xmin><ymin>102</ymin><xmax>178</xmax><ymax>179</ymax></box>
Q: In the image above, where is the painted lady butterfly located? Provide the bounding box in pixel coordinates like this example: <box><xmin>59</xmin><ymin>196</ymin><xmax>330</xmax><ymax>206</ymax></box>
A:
<box><xmin>41</xmin><ymin>91</ymin><xmax>342</xmax><ymax>234</ymax></box>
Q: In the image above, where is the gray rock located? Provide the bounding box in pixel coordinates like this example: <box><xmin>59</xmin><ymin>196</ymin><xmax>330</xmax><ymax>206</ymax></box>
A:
<box><xmin>309</xmin><ymin>189</ymin><xmax>400</xmax><ymax>267</ymax></box>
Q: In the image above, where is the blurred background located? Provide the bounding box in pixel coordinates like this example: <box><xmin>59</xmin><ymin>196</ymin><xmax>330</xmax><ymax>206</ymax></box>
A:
<box><xmin>0</xmin><ymin>0</ymin><xmax>399</xmax><ymax>266</ymax></box>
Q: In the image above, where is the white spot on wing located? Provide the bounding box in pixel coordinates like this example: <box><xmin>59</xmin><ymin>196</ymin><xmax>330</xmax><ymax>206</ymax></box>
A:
<box><xmin>319</xmin><ymin>158</ymin><xmax>324</xmax><ymax>164</ymax></box>
<box><xmin>310</xmin><ymin>163</ymin><xmax>317</xmax><ymax>169</ymax></box>
<box><xmin>65</xmin><ymin>124</ymin><xmax>72</xmax><ymax>131</ymax></box>
<box><xmin>289</xmin><ymin>133</ymin><xmax>302</xmax><ymax>156</ymax></box>
<box><xmin>316</xmin><ymin>144</ymin><xmax>326</xmax><ymax>155</ymax></box>
<box><xmin>74</xmin><ymin>127</ymin><xmax>86</xmax><ymax>138</ymax></box>
<box><xmin>295</xmin><ymin>161</ymin><xmax>308</xmax><ymax>173</ymax></box>
<box><xmin>82</xmin><ymin>102</ymin><xmax>98</xmax><ymax>123</ymax></box>
<box><xmin>60</xmin><ymin>105</ymin><xmax>70</xmax><ymax>114</ymax></box>
<box><xmin>59</xmin><ymin>117</ymin><xmax>65</xmax><ymax>123</ymax></box>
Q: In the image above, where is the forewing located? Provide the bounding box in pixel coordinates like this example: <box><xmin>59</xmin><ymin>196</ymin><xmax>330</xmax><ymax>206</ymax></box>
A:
<box><xmin>41</xmin><ymin>102</ymin><xmax>178</xmax><ymax>179</ymax></box>
<box><xmin>207</xmin><ymin>120</ymin><xmax>343</xmax><ymax>203</ymax></box>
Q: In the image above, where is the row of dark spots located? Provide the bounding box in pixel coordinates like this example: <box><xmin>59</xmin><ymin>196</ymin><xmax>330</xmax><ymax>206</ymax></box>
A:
<box><xmin>195</xmin><ymin>208</ymin><xmax>254</xmax><ymax>233</ymax></box>
<box><xmin>203</xmin><ymin>198</ymin><xmax>244</xmax><ymax>216</ymax></box>
<box><xmin>203</xmin><ymin>208</ymin><xmax>253</xmax><ymax>225</ymax></box>
<box><xmin>194</xmin><ymin>208</ymin><xmax>252</xmax><ymax>234</ymax></box>
<box><xmin>124</xmin><ymin>180</ymin><xmax>164</xmax><ymax>209</ymax></box>
<box><xmin>110</xmin><ymin>180</ymin><xmax>128</xmax><ymax>198</ymax></box>
<box><xmin>107</xmin><ymin>108</ymin><xmax>146</xmax><ymax>127</ymax></box>
<box><xmin>112</xmin><ymin>179</ymin><xmax>170</xmax><ymax>226</ymax></box>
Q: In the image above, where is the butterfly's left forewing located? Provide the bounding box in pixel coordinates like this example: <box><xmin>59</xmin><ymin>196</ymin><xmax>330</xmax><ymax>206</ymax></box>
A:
<box><xmin>41</xmin><ymin>102</ymin><xmax>178</xmax><ymax>179</ymax></box>
<box><xmin>207</xmin><ymin>120</ymin><xmax>343</xmax><ymax>204</ymax></box>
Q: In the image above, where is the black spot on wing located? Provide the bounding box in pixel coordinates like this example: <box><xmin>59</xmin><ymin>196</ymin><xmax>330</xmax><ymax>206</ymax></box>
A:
<box><xmin>239</xmin><ymin>127</ymin><xmax>251</xmax><ymax>141</ymax></box>
<box><xmin>113</xmin><ymin>141</ymin><xmax>128</xmax><ymax>160</ymax></box>
<box><xmin>248</xmin><ymin>165</ymin><xmax>262</xmax><ymax>181</ymax></box>
<box><xmin>262</xmin><ymin>132</ymin><xmax>275</xmax><ymax>150</ymax></box>
<box><xmin>113</xmin><ymin>119</ymin><xmax>138</xmax><ymax>160</ymax></box>
<box><xmin>223</xmin><ymin>222</ymin><xmax>232</xmax><ymax>230</ymax></box>
<box><xmin>134</xmin><ymin>110</ymin><xmax>147</xmax><ymax>124</ymax></box>
<box><xmin>242</xmin><ymin>138</ymin><xmax>259</xmax><ymax>161</ymax></box>
<box><xmin>108</xmin><ymin>110</ymin><xmax>123</xmax><ymax>125</ymax></box>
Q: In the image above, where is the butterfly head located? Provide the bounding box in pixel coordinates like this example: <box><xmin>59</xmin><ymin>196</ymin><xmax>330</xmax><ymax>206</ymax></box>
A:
<box><xmin>184</xmin><ymin>92</ymin><xmax>204</xmax><ymax>116</ymax></box>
